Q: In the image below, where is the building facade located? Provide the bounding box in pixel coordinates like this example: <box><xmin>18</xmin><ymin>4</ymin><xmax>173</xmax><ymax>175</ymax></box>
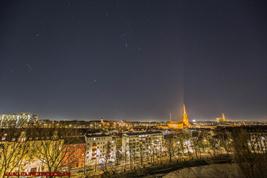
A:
<box><xmin>85</xmin><ymin>134</ymin><xmax>116</xmax><ymax>167</ymax></box>
<box><xmin>62</xmin><ymin>137</ymin><xmax>86</xmax><ymax>170</ymax></box>
<box><xmin>0</xmin><ymin>113</ymin><xmax>38</xmax><ymax>128</ymax></box>
<box><xmin>122</xmin><ymin>131</ymin><xmax>163</xmax><ymax>165</ymax></box>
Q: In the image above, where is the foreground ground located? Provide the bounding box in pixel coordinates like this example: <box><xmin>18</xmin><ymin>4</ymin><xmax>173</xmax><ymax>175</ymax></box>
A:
<box><xmin>163</xmin><ymin>163</ymin><xmax>243</xmax><ymax>178</ymax></box>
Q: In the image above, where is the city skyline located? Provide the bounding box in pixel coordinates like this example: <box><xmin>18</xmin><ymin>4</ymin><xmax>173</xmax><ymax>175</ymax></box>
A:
<box><xmin>1</xmin><ymin>0</ymin><xmax>267</xmax><ymax>120</ymax></box>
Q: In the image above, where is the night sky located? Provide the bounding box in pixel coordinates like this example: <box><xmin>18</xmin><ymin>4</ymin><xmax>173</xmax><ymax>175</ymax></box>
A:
<box><xmin>0</xmin><ymin>0</ymin><xmax>267</xmax><ymax>121</ymax></box>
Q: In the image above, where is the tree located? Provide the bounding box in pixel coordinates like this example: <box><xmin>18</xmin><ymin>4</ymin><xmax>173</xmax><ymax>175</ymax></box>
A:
<box><xmin>103</xmin><ymin>141</ymin><xmax>112</xmax><ymax>170</ymax></box>
<box><xmin>31</xmin><ymin>130</ymin><xmax>73</xmax><ymax>177</ymax></box>
<box><xmin>181</xmin><ymin>131</ymin><xmax>193</xmax><ymax>160</ymax></box>
<box><xmin>232</xmin><ymin>129</ymin><xmax>267</xmax><ymax>178</ymax></box>
<box><xmin>165</xmin><ymin>134</ymin><xmax>175</xmax><ymax>163</ymax></box>
<box><xmin>0</xmin><ymin>131</ymin><xmax>29</xmax><ymax>178</ymax></box>
<box><xmin>216</xmin><ymin>130</ymin><xmax>233</xmax><ymax>155</ymax></box>
<box><xmin>191</xmin><ymin>136</ymin><xmax>202</xmax><ymax>159</ymax></box>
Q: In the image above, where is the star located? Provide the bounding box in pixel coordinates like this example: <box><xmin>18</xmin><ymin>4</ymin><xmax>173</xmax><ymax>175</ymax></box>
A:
<box><xmin>25</xmin><ymin>64</ymin><xmax>33</xmax><ymax>72</ymax></box>
<box><xmin>124</xmin><ymin>41</ymin><xmax>128</xmax><ymax>48</ymax></box>
<box><xmin>105</xmin><ymin>11</ymin><xmax>109</xmax><ymax>17</ymax></box>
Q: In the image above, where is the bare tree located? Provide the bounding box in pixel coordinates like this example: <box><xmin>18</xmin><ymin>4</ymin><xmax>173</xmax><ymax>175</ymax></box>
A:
<box><xmin>139</xmin><ymin>141</ymin><xmax>144</xmax><ymax>167</ymax></box>
<box><xmin>232</xmin><ymin>128</ymin><xmax>267</xmax><ymax>178</ymax></box>
<box><xmin>216</xmin><ymin>130</ymin><xmax>233</xmax><ymax>155</ymax></box>
<box><xmin>31</xmin><ymin>131</ymin><xmax>73</xmax><ymax>177</ymax></box>
<box><xmin>165</xmin><ymin>134</ymin><xmax>175</xmax><ymax>163</ymax></box>
<box><xmin>0</xmin><ymin>131</ymin><xmax>29</xmax><ymax>178</ymax></box>
<box><xmin>103</xmin><ymin>141</ymin><xmax>112</xmax><ymax>171</ymax></box>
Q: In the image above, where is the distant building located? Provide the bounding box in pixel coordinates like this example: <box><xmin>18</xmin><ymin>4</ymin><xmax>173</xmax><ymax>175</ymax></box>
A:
<box><xmin>167</xmin><ymin>105</ymin><xmax>191</xmax><ymax>129</ymax></box>
<box><xmin>0</xmin><ymin>113</ymin><xmax>38</xmax><ymax>128</ymax></box>
<box><xmin>216</xmin><ymin>113</ymin><xmax>228</xmax><ymax>123</ymax></box>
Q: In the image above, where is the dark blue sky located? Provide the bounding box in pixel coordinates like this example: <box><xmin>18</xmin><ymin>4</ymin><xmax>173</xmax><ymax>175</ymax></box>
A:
<box><xmin>0</xmin><ymin>0</ymin><xmax>267</xmax><ymax>120</ymax></box>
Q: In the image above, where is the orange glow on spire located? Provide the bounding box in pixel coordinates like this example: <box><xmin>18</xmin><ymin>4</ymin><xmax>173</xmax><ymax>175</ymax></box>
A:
<box><xmin>182</xmin><ymin>104</ymin><xmax>190</xmax><ymax>127</ymax></box>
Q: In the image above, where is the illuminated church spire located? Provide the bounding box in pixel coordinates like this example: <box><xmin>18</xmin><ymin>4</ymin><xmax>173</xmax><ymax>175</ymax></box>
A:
<box><xmin>182</xmin><ymin>104</ymin><xmax>190</xmax><ymax>127</ymax></box>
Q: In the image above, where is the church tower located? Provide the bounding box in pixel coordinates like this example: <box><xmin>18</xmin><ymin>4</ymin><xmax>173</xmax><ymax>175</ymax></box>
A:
<box><xmin>182</xmin><ymin>104</ymin><xmax>190</xmax><ymax>127</ymax></box>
